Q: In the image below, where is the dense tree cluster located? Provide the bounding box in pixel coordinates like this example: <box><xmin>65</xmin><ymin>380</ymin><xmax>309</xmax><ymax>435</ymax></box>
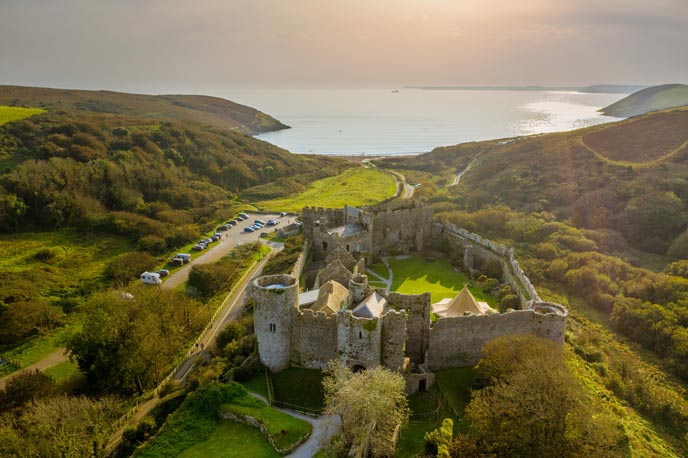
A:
<box><xmin>448</xmin><ymin>335</ymin><xmax>624</xmax><ymax>458</ymax></box>
<box><xmin>0</xmin><ymin>394</ymin><xmax>120</xmax><ymax>457</ymax></box>
<box><xmin>67</xmin><ymin>287</ymin><xmax>209</xmax><ymax>394</ymax></box>
<box><xmin>0</xmin><ymin>112</ymin><xmax>340</xmax><ymax>252</ymax></box>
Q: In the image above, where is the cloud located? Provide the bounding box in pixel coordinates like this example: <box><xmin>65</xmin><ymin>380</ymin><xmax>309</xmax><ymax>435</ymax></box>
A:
<box><xmin>0</xmin><ymin>0</ymin><xmax>686</xmax><ymax>90</ymax></box>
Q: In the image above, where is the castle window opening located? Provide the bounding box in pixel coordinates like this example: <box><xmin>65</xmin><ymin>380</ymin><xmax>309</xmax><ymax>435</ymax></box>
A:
<box><xmin>359</xmin><ymin>331</ymin><xmax>362</xmax><ymax>339</ymax></box>
<box><xmin>269</xmin><ymin>323</ymin><xmax>276</xmax><ymax>333</ymax></box>
<box><xmin>322</xmin><ymin>241</ymin><xmax>328</xmax><ymax>252</ymax></box>
<box><xmin>346</xmin><ymin>244</ymin><xmax>350</xmax><ymax>252</ymax></box>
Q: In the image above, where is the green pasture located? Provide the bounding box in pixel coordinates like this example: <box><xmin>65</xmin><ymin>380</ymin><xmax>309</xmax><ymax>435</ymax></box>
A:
<box><xmin>255</xmin><ymin>167</ymin><xmax>397</xmax><ymax>213</ymax></box>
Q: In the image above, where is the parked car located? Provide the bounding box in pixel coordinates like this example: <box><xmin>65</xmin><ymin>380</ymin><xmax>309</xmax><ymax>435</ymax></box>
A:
<box><xmin>211</xmin><ymin>234</ymin><xmax>221</xmax><ymax>242</ymax></box>
<box><xmin>201</xmin><ymin>238</ymin><xmax>213</xmax><ymax>244</ymax></box>
<box><xmin>267</xmin><ymin>219</ymin><xmax>280</xmax><ymax>226</ymax></box>
<box><xmin>216</xmin><ymin>225</ymin><xmax>228</xmax><ymax>232</ymax></box>
<box><xmin>158</xmin><ymin>269</ymin><xmax>170</xmax><ymax>277</ymax></box>
<box><xmin>175</xmin><ymin>253</ymin><xmax>191</xmax><ymax>263</ymax></box>
<box><xmin>236</xmin><ymin>215</ymin><xmax>247</xmax><ymax>221</ymax></box>
<box><xmin>254</xmin><ymin>219</ymin><xmax>266</xmax><ymax>225</ymax></box>
<box><xmin>243</xmin><ymin>227</ymin><xmax>255</xmax><ymax>233</ymax></box>
<box><xmin>140</xmin><ymin>271</ymin><xmax>162</xmax><ymax>285</ymax></box>
<box><xmin>192</xmin><ymin>244</ymin><xmax>206</xmax><ymax>251</ymax></box>
<box><xmin>170</xmin><ymin>258</ymin><xmax>184</xmax><ymax>267</ymax></box>
<box><xmin>229</xmin><ymin>219</ymin><xmax>238</xmax><ymax>225</ymax></box>
<box><xmin>280</xmin><ymin>212</ymin><xmax>288</xmax><ymax>217</ymax></box>
<box><xmin>238</xmin><ymin>213</ymin><xmax>249</xmax><ymax>219</ymax></box>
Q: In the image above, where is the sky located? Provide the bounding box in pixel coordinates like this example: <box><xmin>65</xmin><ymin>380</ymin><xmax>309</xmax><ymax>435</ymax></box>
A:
<box><xmin>1</xmin><ymin>0</ymin><xmax>686</xmax><ymax>92</ymax></box>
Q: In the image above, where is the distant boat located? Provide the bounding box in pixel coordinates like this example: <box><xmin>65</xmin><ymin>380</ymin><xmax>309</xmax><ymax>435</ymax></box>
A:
<box><xmin>391</xmin><ymin>90</ymin><xmax>399</xmax><ymax>93</ymax></box>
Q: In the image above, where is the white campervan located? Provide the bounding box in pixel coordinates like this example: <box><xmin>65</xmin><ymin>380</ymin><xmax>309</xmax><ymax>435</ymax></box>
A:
<box><xmin>140</xmin><ymin>271</ymin><xmax>162</xmax><ymax>285</ymax></box>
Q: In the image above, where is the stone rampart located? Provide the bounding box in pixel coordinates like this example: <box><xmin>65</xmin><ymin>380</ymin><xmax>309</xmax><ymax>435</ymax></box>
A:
<box><xmin>290</xmin><ymin>309</ymin><xmax>339</xmax><ymax>369</ymax></box>
<box><xmin>301</xmin><ymin>206</ymin><xmax>346</xmax><ymax>240</ymax></box>
<box><xmin>370</xmin><ymin>206</ymin><xmax>433</xmax><ymax>259</ymax></box>
<box><xmin>427</xmin><ymin>306</ymin><xmax>567</xmax><ymax>369</ymax></box>
<box><xmin>433</xmin><ymin>222</ymin><xmax>542</xmax><ymax>307</ymax></box>
<box><xmin>290</xmin><ymin>240</ymin><xmax>311</xmax><ymax>278</ymax></box>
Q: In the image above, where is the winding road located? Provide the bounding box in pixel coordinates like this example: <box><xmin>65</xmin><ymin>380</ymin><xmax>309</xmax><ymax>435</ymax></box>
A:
<box><xmin>448</xmin><ymin>152</ymin><xmax>482</xmax><ymax>187</ymax></box>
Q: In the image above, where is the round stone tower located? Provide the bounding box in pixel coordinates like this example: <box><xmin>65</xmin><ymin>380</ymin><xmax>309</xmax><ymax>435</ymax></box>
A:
<box><xmin>253</xmin><ymin>274</ymin><xmax>298</xmax><ymax>372</ymax></box>
<box><xmin>348</xmin><ymin>273</ymin><xmax>368</xmax><ymax>305</ymax></box>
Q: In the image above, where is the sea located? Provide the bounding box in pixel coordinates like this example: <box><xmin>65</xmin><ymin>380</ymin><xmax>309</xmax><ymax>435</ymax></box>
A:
<box><xmin>219</xmin><ymin>87</ymin><xmax>626</xmax><ymax>156</ymax></box>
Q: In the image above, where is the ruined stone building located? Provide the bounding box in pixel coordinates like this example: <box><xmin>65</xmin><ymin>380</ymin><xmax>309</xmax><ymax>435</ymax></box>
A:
<box><xmin>253</xmin><ymin>202</ymin><xmax>567</xmax><ymax>393</ymax></box>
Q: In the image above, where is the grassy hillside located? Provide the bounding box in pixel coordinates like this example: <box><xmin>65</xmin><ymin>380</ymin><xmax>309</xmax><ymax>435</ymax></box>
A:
<box><xmin>600</xmin><ymin>83</ymin><xmax>688</xmax><ymax>117</ymax></box>
<box><xmin>0</xmin><ymin>106</ymin><xmax>46</xmax><ymax>126</ymax></box>
<box><xmin>252</xmin><ymin>167</ymin><xmax>397</xmax><ymax>212</ymax></box>
<box><xmin>0</xmin><ymin>85</ymin><xmax>287</xmax><ymax>134</ymax></box>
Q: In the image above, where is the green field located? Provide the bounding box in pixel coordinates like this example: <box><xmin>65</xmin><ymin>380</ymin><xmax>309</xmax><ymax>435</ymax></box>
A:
<box><xmin>0</xmin><ymin>230</ymin><xmax>132</xmax><ymax>377</ymax></box>
<box><xmin>271</xmin><ymin>367</ymin><xmax>325</xmax><ymax>411</ymax></box>
<box><xmin>0</xmin><ymin>106</ymin><xmax>46</xmax><ymax>126</ymax></box>
<box><xmin>178</xmin><ymin>420</ymin><xmax>280</xmax><ymax>458</ymax></box>
<box><xmin>240</xmin><ymin>373</ymin><xmax>269</xmax><ymax>399</ymax></box>
<box><xmin>255</xmin><ymin>167</ymin><xmax>397</xmax><ymax>212</ymax></box>
<box><xmin>220</xmin><ymin>395</ymin><xmax>312</xmax><ymax>451</ymax></box>
<box><xmin>373</xmin><ymin>254</ymin><xmax>497</xmax><ymax>306</ymax></box>
<box><xmin>44</xmin><ymin>359</ymin><xmax>85</xmax><ymax>391</ymax></box>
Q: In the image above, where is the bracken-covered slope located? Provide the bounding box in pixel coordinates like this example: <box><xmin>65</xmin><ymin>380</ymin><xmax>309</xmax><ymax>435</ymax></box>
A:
<box><xmin>0</xmin><ymin>85</ymin><xmax>288</xmax><ymax>134</ymax></box>
<box><xmin>600</xmin><ymin>83</ymin><xmax>688</xmax><ymax>117</ymax></box>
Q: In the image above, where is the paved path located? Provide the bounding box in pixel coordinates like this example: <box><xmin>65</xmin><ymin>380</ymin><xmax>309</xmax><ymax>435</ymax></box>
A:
<box><xmin>249</xmin><ymin>392</ymin><xmax>341</xmax><ymax>458</ymax></box>
<box><xmin>0</xmin><ymin>349</ymin><xmax>69</xmax><ymax>389</ymax></box>
<box><xmin>448</xmin><ymin>152</ymin><xmax>482</xmax><ymax>187</ymax></box>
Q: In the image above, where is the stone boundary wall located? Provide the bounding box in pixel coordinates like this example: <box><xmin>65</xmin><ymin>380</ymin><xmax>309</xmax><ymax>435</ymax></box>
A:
<box><xmin>290</xmin><ymin>240</ymin><xmax>312</xmax><ymax>278</ymax></box>
<box><xmin>426</xmin><ymin>222</ymin><xmax>568</xmax><ymax>369</ymax></box>
<box><xmin>220</xmin><ymin>409</ymin><xmax>311</xmax><ymax>455</ymax></box>
<box><xmin>433</xmin><ymin>222</ymin><xmax>541</xmax><ymax>307</ymax></box>
<box><xmin>427</xmin><ymin>307</ymin><xmax>567</xmax><ymax>369</ymax></box>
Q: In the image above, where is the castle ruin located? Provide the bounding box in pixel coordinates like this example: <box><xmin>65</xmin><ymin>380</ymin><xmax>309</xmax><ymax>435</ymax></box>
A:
<box><xmin>253</xmin><ymin>202</ymin><xmax>567</xmax><ymax>393</ymax></box>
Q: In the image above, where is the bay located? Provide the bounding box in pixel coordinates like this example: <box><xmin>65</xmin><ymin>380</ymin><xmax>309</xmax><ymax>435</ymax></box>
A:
<box><xmin>219</xmin><ymin>87</ymin><xmax>626</xmax><ymax>155</ymax></box>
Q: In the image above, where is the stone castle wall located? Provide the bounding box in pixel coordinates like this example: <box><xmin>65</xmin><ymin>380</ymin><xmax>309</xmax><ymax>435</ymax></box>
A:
<box><xmin>301</xmin><ymin>207</ymin><xmax>346</xmax><ymax>241</ymax></box>
<box><xmin>311</xmin><ymin>226</ymin><xmax>371</xmax><ymax>261</ymax></box>
<box><xmin>337</xmin><ymin>312</ymin><xmax>383</xmax><ymax>369</ymax></box>
<box><xmin>380</xmin><ymin>311</ymin><xmax>407</xmax><ymax>372</ymax></box>
<box><xmin>290</xmin><ymin>309</ymin><xmax>338</xmax><ymax>369</ymax></box>
<box><xmin>427</xmin><ymin>306</ymin><xmax>567</xmax><ymax>369</ymax></box>
<box><xmin>387</xmin><ymin>292</ymin><xmax>431</xmax><ymax>366</ymax></box>
<box><xmin>370</xmin><ymin>205</ymin><xmax>433</xmax><ymax>260</ymax></box>
<box><xmin>433</xmin><ymin>222</ymin><xmax>541</xmax><ymax>307</ymax></box>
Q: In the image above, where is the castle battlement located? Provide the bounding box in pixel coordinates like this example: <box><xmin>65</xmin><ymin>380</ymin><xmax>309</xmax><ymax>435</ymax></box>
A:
<box><xmin>253</xmin><ymin>203</ymin><xmax>567</xmax><ymax>393</ymax></box>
